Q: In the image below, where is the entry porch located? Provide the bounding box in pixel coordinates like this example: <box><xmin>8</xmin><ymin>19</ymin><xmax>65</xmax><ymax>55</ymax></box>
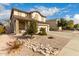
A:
<box><xmin>13</xmin><ymin>19</ymin><xmax>49</xmax><ymax>35</ymax></box>
<box><xmin>14</xmin><ymin>19</ymin><xmax>30</xmax><ymax>35</ymax></box>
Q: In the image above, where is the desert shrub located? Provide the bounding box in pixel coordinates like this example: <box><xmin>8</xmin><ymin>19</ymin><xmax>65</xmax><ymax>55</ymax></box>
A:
<box><xmin>38</xmin><ymin>28</ymin><xmax>47</xmax><ymax>35</ymax></box>
<box><xmin>49</xmin><ymin>27</ymin><xmax>58</xmax><ymax>31</ymax></box>
<box><xmin>0</xmin><ymin>25</ymin><xmax>5</xmax><ymax>34</ymax></box>
<box><xmin>6</xmin><ymin>39</ymin><xmax>24</xmax><ymax>53</ymax></box>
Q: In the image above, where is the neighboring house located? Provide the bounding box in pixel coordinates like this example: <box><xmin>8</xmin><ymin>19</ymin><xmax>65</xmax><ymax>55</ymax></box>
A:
<box><xmin>10</xmin><ymin>8</ymin><xmax>49</xmax><ymax>34</ymax></box>
<box><xmin>46</xmin><ymin>20</ymin><xmax>58</xmax><ymax>27</ymax></box>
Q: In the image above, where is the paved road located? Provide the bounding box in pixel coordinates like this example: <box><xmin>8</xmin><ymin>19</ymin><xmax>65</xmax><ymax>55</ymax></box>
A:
<box><xmin>57</xmin><ymin>31</ymin><xmax>79</xmax><ymax>56</ymax></box>
<box><xmin>48</xmin><ymin>31</ymin><xmax>79</xmax><ymax>56</ymax></box>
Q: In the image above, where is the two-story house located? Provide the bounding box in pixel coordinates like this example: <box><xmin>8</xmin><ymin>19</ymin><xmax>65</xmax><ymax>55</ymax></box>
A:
<box><xmin>10</xmin><ymin>8</ymin><xmax>49</xmax><ymax>34</ymax></box>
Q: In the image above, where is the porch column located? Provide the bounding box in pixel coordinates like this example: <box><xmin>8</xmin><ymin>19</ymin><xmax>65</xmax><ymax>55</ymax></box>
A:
<box><xmin>15</xmin><ymin>19</ymin><xmax>19</xmax><ymax>34</ymax></box>
<box><xmin>27</xmin><ymin>21</ymin><xmax>30</xmax><ymax>29</ymax></box>
<box><xmin>25</xmin><ymin>21</ymin><xmax>27</xmax><ymax>30</ymax></box>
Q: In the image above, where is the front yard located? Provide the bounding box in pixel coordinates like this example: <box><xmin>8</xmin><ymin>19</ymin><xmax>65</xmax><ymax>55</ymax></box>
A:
<box><xmin>0</xmin><ymin>31</ymin><xmax>78</xmax><ymax>56</ymax></box>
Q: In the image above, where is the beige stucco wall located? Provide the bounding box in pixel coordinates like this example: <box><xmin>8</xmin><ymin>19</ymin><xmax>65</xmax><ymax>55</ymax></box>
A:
<box><xmin>13</xmin><ymin>10</ymin><xmax>46</xmax><ymax>22</ymax></box>
<box><xmin>31</xmin><ymin>12</ymin><xmax>46</xmax><ymax>22</ymax></box>
<box><xmin>13</xmin><ymin>10</ymin><xmax>27</xmax><ymax>17</ymax></box>
<box><xmin>11</xmin><ymin>10</ymin><xmax>49</xmax><ymax>35</ymax></box>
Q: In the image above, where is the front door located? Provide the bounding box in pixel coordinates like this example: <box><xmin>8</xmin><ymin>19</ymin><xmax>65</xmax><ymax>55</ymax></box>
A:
<box><xmin>19</xmin><ymin>21</ymin><xmax>25</xmax><ymax>33</ymax></box>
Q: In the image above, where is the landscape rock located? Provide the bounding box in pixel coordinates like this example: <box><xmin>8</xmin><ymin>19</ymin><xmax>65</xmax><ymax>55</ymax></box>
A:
<box><xmin>25</xmin><ymin>43</ymin><xmax>60</xmax><ymax>56</ymax></box>
<box><xmin>53</xmin><ymin>50</ymin><xmax>59</xmax><ymax>55</ymax></box>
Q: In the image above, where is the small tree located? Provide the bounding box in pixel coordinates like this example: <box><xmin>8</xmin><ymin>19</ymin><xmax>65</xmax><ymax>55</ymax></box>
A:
<box><xmin>74</xmin><ymin>24</ymin><xmax>79</xmax><ymax>29</ymax></box>
<box><xmin>27</xmin><ymin>20</ymin><xmax>38</xmax><ymax>38</ymax></box>
<box><xmin>57</xmin><ymin>18</ymin><xmax>68</xmax><ymax>30</ymax></box>
<box><xmin>38</xmin><ymin>28</ymin><xmax>47</xmax><ymax>35</ymax></box>
<box><xmin>67</xmin><ymin>20</ymin><xmax>74</xmax><ymax>30</ymax></box>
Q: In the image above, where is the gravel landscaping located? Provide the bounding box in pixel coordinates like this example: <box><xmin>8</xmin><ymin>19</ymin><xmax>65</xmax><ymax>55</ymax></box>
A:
<box><xmin>0</xmin><ymin>31</ymin><xmax>72</xmax><ymax>56</ymax></box>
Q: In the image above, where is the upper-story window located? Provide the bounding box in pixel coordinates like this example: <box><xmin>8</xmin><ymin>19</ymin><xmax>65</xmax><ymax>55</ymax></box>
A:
<box><xmin>44</xmin><ymin>18</ymin><xmax>46</xmax><ymax>22</ymax></box>
<box><xmin>21</xmin><ymin>13</ymin><xmax>26</xmax><ymax>17</ymax></box>
<box><xmin>41</xmin><ymin>17</ymin><xmax>46</xmax><ymax>22</ymax></box>
<box><xmin>34</xmin><ymin>14</ymin><xmax>38</xmax><ymax>20</ymax></box>
<box><xmin>14</xmin><ymin>11</ymin><xmax>19</xmax><ymax>15</ymax></box>
<box><xmin>14</xmin><ymin>10</ymin><xmax>27</xmax><ymax>17</ymax></box>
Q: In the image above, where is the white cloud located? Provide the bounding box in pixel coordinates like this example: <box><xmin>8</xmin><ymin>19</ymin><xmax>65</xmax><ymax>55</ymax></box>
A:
<box><xmin>0</xmin><ymin>4</ymin><xmax>5</xmax><ymax>10</ymax></box>
<box><xmin>64</xmin><ymin>14</ymin><xmax>79</xmax><ymax>24</ymax></box>
<box><xmin>61</xmin><ymin>4</ymin><xmax>72</xmax><ymax>11</ymax></box>
<box><xmin>30</xmin><ymin>6</ymin><xmax>60</xmax><ymax>16</ymax></box>
<box><xmin>73</xmin><ymin>14</ymin><xmax>79</xmax><ymax>24</ymax></box>
<box><xmin>74</xmin><ymin>14</ymin><xmax>79</xmax><ymax>19</ymax></box>
<box><xmin>1</xmin><ymin>3</ymin><xmax>11</xmax><ymax>6</ymax></box>
<box><xmin>64</xmin><ymin>15</ymin><xmax>74</xmax><ymax>21</ymax></box>
<box><xmin>0</xmin><ymin>4</ymin><xmax>11</xmax><ymax>23</ymax></box>
<box><xmin>0</xmin><ymin>3</ymin><xmax>11</xmax><ymax>11</ymax></box>
<box><xmin>64</xmin><ymin>15</ymin><xmax>71</xmax><ymax>19</ymax></box>
<box><xmin>0</xmin><ymin>10</ymin><xmax>11</xmax><ymax>23</ymax></box>
<box><xmin>0</xmin><ymin>10</ymin><xmax>11</xmax><ymax>16</ymax></box>
<box><xmin>58</xmin><ymin>4</ymin><xmax>72</xmax><ymax>16</ymax></box>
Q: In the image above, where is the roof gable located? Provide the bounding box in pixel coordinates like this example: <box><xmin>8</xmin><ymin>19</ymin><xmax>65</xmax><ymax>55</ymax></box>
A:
<box><xmin>10</xmin><ymin>8</ymin><xmax>46</xmax><ymax>19</ymax></box>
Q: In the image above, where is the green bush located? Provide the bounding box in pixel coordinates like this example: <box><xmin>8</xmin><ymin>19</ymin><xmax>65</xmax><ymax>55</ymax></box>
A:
<box><xmin>0</xmin><ymin>25</ymin><xmax>5</xmax><ymax>34</ymax></box>
<box><xmin>27</xmin><ymin>20</ymin><xmax>38</xmax><ymax>38</ymax></box>
<box><xmin>49</xmin><ymin>27</ymin><xmax>58</xmax><ymax>31</ymax></box>
<box><xmin>23</xmin><ymin>20</ymin><xmax>38</xmax><ymax>38</ymax></box>
<box><xmin>38</xmin><ymin>28</ymin><xmax>47</xmax><ymax>35</ymax></box>
<box><xmin>74</xmin><ymin>24</ymin><xmax>79</xmax><ymax>29</ymax></box>
<box><xmin>67</xmin><ymin>20</ymin><xmax>74</xmax><ymax>30</ymax></box>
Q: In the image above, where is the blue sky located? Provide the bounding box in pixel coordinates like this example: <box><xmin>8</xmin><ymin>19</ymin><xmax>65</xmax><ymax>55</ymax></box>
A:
<box><xmin>0</xmin><ymin>3</ymin><xmax>79</xmax><ymax>24</ymax></box>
